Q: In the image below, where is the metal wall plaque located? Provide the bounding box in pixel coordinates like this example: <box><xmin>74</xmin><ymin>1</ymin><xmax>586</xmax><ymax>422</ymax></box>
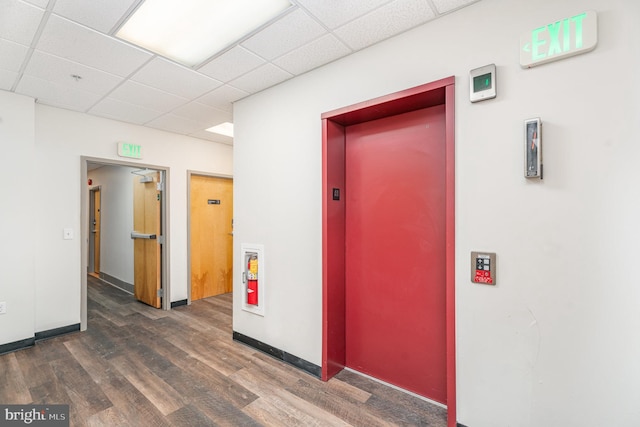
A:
<box><xmin>471</xmin><ymin>251</ymin><xmax>496</xmax><ymax>285</ymax></box>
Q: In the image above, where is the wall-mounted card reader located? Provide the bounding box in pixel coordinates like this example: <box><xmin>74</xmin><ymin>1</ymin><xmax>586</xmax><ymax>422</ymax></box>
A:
<box><xmin>471</xmin><ymin>251</ymin><xmax>496</xmax><ymax>285</ymax></box>
<box><xmin>469</xmin><ymin>64</ymin><xmax>496</xmax><ymax>103</ymax></box>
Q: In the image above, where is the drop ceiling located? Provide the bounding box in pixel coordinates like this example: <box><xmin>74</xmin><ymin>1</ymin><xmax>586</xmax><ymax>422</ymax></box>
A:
<box><xmin>1</xmin><ymin>0</ymin><xmax>480</xmax><ymax>145</ymax></box>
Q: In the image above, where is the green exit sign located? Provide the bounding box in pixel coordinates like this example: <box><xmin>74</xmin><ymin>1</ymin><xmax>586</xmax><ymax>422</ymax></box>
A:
<box><xmin>117</xmin><ymin>142</ymin><xmax>143</xmax><ymax>159</ymax></box>
<box><xmin>520</xmin><ymin>11</ymin><xmax>597</xmax><ymax>68</ymax></box>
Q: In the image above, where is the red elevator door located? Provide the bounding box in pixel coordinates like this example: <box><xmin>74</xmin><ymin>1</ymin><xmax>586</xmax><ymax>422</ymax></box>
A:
<box><xmin>345</xmin><ymin>104</ymin><xmax>447</xmax><ymax>403</ymax></box>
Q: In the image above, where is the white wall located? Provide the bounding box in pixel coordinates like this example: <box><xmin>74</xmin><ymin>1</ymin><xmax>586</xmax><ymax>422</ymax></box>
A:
<box><xmin>0</xmin><ymin>91</ymin><xmax>35</xmax><ymax>345</ymax></box>
<box><xmin>32</xmin><ymin>105</ymin><xmax>232</xmax><ymax>332</ymax></box>
<box><xmin>233</xmin><ymin>0</ymin><xmax>640</xmax><ymax>425</ymax></box>
<box><xmin>88</xmin><ymin>165</ymin><xmax>138</xmax><ymax>286</ymax></box>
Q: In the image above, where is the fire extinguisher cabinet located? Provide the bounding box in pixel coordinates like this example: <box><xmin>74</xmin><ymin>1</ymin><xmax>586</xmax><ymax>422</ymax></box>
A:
<box><xmin>241</xmin><ymin>243</ymin><xmax>265</xmax><ymax>316</ymax></box>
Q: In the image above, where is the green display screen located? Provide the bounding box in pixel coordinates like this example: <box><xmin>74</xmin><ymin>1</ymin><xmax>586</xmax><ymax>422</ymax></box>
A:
<box><xmin>473</xmin><ymin>72</ymin><xmax>492</xmax><ymax>92</ymax></box>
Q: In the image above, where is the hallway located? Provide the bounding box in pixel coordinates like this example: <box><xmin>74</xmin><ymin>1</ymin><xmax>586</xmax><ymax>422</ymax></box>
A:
<box><xmin>0</xmin><ymin>276</ymin><xmax>447</xmax><ymax>426</ymax></box>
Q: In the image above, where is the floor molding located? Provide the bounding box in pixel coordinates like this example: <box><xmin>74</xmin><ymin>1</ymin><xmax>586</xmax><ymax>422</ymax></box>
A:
<box><xmin>0</xmin><ymin>337</ymin><xmax>35</xmax><ymax>355</ymax></box>
<box><xmin>100</xmin><ymin>272</ymin><xmax>134</xmax><ymax>294</ymax></box>
<box><xmin>35</xmin><ymin>323</ymin><xmax>81</xmax><ymax>342</ymax></box>
<box><xmin>0</xmin><ymin>323</ymin><xmax>81</xmax><ymax>355</ymax></box>
<box><xmin>233</xmin><ymin>331</ymin><xmax>321</xmax><ymax>378</ymax></box>
<box><xmin>171</xmin><ymin>299</ymin><xmax>187</xmax><ymax>308</ymax></box>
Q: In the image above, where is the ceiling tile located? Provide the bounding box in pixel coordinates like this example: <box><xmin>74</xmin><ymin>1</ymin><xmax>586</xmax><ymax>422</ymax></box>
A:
<box><xmin>196</xmin><ymin>85</ymin><xmax>249</xmax><ymax>112</ymax></box>
<box><xmin>0</xmin><ymin>38</ymin><xmax>29</xmax><ymax>72</ymax></box>
<box><xmin>431</xmin><ymin>0</ymin><xmax>479</xmax><ymax>14</ymax></box>
<box><xmin>23</xmin><ymin>0</ymin><xmax>47</xmax><ymax>8</ymax></box>
<box><xmin>333</xmin><ymin>0</ymin><xmax>437</xmax><ymax>51</ymax></box>
<box><xmin>198</xmin><ymin>46</ymin><xmax>265</xmax><ymax>83</ymax></box>
<box><xmin>171</xmin><ymin>102</ymin><xmax>231</xmax><ymax>125</ymax></box>
<box><xmin>36</xmin><ymin>14</ymin><xmax>152</xmax><ymax>77</ymax></box>
<box><xmin>108</xmin><ymin>80</ymin><xmax>189</xmax><ymax>112</ymax></box>
<box><xmin>131</xmin><ymin>57</ymin><xmax>222</xmax><ymax>99</ymax></box>
<box><xmin>241</xmin><ymin>9</ymin><xmax>327</xmax><ymax>60</ymax></box>
<box><xmin>16</xmin><ymin>74</ymin><xmax>103</xmax><ymax>111</ymax></box>
<box><xmin>228</xmin><ymin>63</ymin><xmax>292</xmax><ymax>94</ymax></box>
<box><xmin>52</xmin><ymin>0</ymin><xmax>138</xmax><ymax>33</ymax></box>
<box><xmin>89</xmin><ymin>97</ymin><xmax>163</xmax><ymax>125</ymax></box>
<box><xmin>24</xmin><ymin>50</ymin><xmax>122</xmax><ymax>95</ymax></box>
<box><xmin>146</xmin><ymin>114</ymin><xmax>209</xmax><ymax>135</ymax></box>
<box><xmin>0</xmin><ymin>69</ymin><xmax>18</xmax><ymax>91</ymax></box>
<box><xmin>296</xmin><ymin>0</ymin><xmax>392</xmax><ymax>29</ymax></box>
<box><xmin>189</xmin><ymin>129</ymin><xmax>233</xmax><ymax>145</ymax></box>
<box><xmin>0</xmin><ymin>0</ymin><xmax>45</xmax><ymax>45</ymax></box>
<box><xmin>274</xmin><ymin>34</ymin><xmax>351</xmax><ymax>75</ymax></box>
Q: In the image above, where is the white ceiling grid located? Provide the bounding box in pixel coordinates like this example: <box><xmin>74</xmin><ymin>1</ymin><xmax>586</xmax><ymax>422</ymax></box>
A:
<box><xmin>0</xmin><ymin>0</ymin><xmax>480</xmax><ymax>145</ymax></box>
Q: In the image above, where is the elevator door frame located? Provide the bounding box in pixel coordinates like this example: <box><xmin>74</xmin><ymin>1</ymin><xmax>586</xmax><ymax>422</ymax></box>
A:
<box><xmin>321</xmin><ymin>76</ymin><xmax>456</xmax><ymax>426</ymax></box>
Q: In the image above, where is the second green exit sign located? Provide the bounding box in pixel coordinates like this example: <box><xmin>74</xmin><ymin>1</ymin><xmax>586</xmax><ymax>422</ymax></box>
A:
<box><xmin>117</xmin><ymin>142</ymin><xmax>143</xmax><ymax>159</ymax></box>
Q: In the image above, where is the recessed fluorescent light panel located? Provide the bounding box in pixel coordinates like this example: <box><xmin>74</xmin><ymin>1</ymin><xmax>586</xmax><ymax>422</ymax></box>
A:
<box><xmin>117</xmin><ymin>0</ymin><xmax>291</xmax><ymax>67</ymax></box>
<box><xmin>206</xmin><ymin>122</ymin><xmax>234</xmax><ymax>137</ymax></box>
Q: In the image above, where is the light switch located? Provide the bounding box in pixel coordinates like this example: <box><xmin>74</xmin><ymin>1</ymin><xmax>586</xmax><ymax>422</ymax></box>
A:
<box><xmin>63</xmin><ymin>228</ymin><xmax>74</xmax><ymax>240</ymax></box>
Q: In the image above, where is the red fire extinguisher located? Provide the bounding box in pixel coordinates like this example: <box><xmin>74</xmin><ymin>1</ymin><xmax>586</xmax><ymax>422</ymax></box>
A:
<box><xmin>247</xmin><ymin>255</ymin><xmax>258</xmax><ymax>305</ymax></box>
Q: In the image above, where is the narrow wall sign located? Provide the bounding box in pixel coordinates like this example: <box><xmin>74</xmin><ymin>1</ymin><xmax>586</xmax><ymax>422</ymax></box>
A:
<box><xmin>117</xmin><ymin>142</ymin><xmax>143</xmax><ymax>159</ymax></box>
<box><xmin>520</xmin><ymin>11</ymin><xmax>597</xmax><ymax>68</ymax></box>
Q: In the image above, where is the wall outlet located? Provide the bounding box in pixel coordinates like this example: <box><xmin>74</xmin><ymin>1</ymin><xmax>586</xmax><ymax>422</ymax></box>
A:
<box><xmin>0</xmin><ymin>302</ymin><xmax>6</xmax><ymax>314</ymax></box>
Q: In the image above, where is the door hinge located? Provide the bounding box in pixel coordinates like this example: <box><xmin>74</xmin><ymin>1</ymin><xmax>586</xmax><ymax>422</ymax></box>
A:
<box><xmin>158</xmin><ymin>235</ymin><xmax>165</xmax><ymax>245</ymax></box>
<box><xmin>157</xmin><ymin>288</ymin><xmax>163</xmax><ymax>297</ymax></box>
<box><xmin>156</xmin><ymin>181</ymin><xmax>164</xmax><ymax>191</ymax></box>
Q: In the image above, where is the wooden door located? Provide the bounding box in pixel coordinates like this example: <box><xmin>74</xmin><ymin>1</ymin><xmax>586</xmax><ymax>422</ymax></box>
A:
<box><xmin>345</xmin><ymin>105</ymin><xmax>447</xmax><ymax>403</ymax></box>
<box><xmin>133</xmin><ymin>172</ymin><xmax>161</xmax><ymax>308</ymax></box>
<box><xmin>190</xmin><ymin>175</ymin><xmax>233</xmax><ymax>301</ymax></box>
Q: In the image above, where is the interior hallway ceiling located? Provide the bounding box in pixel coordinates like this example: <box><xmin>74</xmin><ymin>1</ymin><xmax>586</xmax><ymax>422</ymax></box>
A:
<box><xmin>0</xmin><ymin>0</ymin><xmax>480</xmax><ymax>145</ymax></box>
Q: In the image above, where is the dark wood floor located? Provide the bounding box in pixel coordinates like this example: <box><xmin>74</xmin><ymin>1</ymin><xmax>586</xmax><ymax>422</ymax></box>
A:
<box><xmin>0</xmin><ymin>276</ymin><xmax>447</xmax><ymax>426</ymax></box>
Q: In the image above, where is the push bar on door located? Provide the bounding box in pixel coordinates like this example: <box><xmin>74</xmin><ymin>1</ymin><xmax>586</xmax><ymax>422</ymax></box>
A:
<box><xmin>130</xmin><ymin>232</ymin><xmax>157</xmax><ymax>240</ymax></box>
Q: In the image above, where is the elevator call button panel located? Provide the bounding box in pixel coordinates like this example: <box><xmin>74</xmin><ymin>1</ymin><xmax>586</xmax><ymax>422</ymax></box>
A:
<box><xmin>471</xmin><ymin>251</ymin><xmax>496</xmax><ymax>285</ymax></box>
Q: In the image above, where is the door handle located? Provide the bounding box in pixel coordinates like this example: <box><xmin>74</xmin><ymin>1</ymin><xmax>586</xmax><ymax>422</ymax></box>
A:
<box><xmin>130</xmin><ymin>232</ymin><xmax>157</xmax><ymax>240</ymax></box>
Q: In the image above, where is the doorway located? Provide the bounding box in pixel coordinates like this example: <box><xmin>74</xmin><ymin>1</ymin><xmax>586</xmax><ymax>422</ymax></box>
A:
<box><xmin>345</xmin><ymin>104</ymin><xmax>446</xmax><ymax>402</ymax></box>
<box><xmin>321</xmin><ymin>77</ymin><xmax>456</xmax><ymax>425</ymax></box>
<box><xmin>81</xmin><ymin>158</ymin><xmax>170</xmax><ymax>330</ymax></box>
<box><xmin>189</xmin><ymin>174</ymin><xmax>233</xmax><ymax>302</ymax></box>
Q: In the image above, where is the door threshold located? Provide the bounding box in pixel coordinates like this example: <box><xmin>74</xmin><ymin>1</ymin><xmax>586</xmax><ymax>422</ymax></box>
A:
<box><xmin>343</xmin><ymin>367</ymin><xmax>447</xmax><ymax>409</ymax></box>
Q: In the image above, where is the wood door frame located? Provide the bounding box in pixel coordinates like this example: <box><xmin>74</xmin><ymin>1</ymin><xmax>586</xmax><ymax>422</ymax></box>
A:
<box><xmin>88</xmin><ymin>186</ymin><xmax>101</xmax><ymax>275</ymax></box>
<box><xmin>321</xmin><ymin>77</ymin><xmax>456</xmax><ymax>426</ymax></box>
<box><xmin>186</xmin><ymin>170</ymin><xmax>233</xmax><ymax>305</ymax></box>
<box><xmin>80</xmin><ymin>157</ymin><xmax>171</xmax><ymax>331</ymax></box>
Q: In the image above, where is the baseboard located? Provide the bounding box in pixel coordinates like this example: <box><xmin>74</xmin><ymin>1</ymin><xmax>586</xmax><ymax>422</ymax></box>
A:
<box><xmin>0</xmin><ymin>337</ymin><xmax>35</xmax><ymax>355</ymax></box>
<box><xmin>171</xmin><ymin>299</ymin><xmax>188</xmax><ymax>308</ymax></box>
<box><xmin>35</xmin><ymin>323</ymin><xmax>81</xmax><ymax>342</ymax></box>
<box><xmin>99</xmin><ymin>272</ymin><xmax>134</xmax><ymax>294</ymax></box>
<box><xmin>458</xmin><ymin>423</ymin><xmax>469</xmax><ymax>427</ymax></box>
<box><xmin>233</xmin><ymin>331</ymin><xmax>321</xmax><ymax>378</ymax></box>
<box><xmin>0</xmin><ymin>323</ymin><xmax>81</xmax><ymax>355</ymax></box>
